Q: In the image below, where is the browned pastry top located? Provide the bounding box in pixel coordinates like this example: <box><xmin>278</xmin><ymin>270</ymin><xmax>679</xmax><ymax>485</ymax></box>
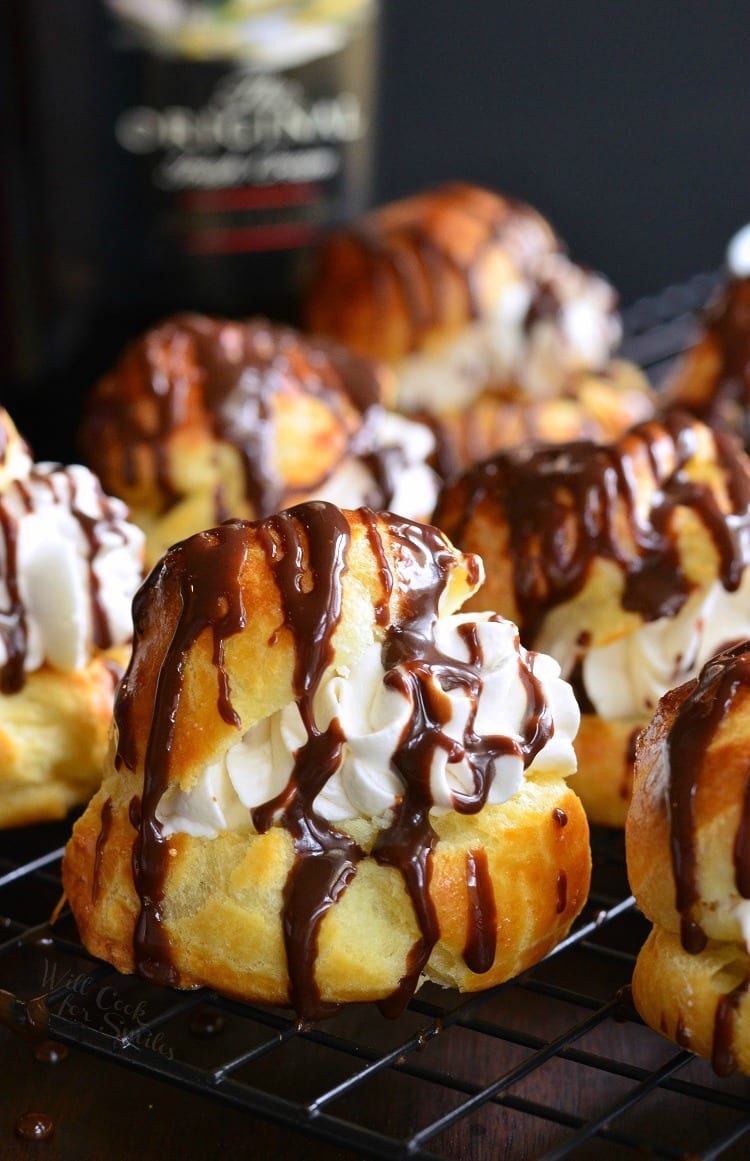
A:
<box><xmin>79</xmin><ymin>313</ymin><xmax>390</xmax><ymax>519</ymax></box>
<box><xmin>305</xmin><ymin>182</ymin><xmax>560</xmax><ymax>362</ymax></box>
<box><xmin>434</xmin><ymin>410</ymin><xmax>750</xmax><ymax>647</ymax></box>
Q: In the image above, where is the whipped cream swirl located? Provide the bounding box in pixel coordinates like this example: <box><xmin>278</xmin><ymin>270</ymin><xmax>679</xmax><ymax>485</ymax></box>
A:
<box><xmin>157</xmin><ymin>612</ymin><xmax>580</xmax><ymax>838</ymax></box>
<box><xmin>395</xmin><ymin>255</ymin><xmax>620</xmax><ymax>412</ymax></box>
<box><xmin>0</xmin><ymin>463</ymin><xmax>144</xmax><ymax>682</ymax></box>
<box><xmin>575</xmin><ymin>572</ymin><xmax>750</xmax><ymax>720</ymax></box>
<box><xmin>315</xmin><ymin>409</ymin><xmax>439</xmax><ymax>520</ymax></box>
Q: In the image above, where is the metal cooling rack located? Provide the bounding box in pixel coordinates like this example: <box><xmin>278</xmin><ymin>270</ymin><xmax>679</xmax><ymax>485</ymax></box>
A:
<box><xmin>2</xmin><ymin>271</ymin><xmax>748</xmax><ymax>1160</ymax></box>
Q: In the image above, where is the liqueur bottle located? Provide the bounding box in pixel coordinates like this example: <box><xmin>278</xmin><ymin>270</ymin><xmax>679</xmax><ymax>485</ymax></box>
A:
<box><xmin>1</xmin><ymin>0</ymin><xmax>380</xmax><ymax>452</ymax></box>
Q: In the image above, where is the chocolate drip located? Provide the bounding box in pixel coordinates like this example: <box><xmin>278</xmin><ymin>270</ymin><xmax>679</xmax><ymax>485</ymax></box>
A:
<box><xmin>524</xmin><ymin>280</ymin><xmax>563</xmax><ymax>333</ymax></box>
<box><xmin>122</xmin><ymin>502</ymin><xmax>555</xmax><ymax>1018</ymax></box>
<box><xmin>84</xmin><ymin>316</ymin><xmax>382</xmax><ymax>521</ymax></box>
<box><xmin>665</xmin><ymin>643</ymin><xmax>750</xmax><ymax>953</ymax></box>
<box><xmin>92</xmin><ymin>796</ymin><xmax>113</xmax><ymax>903</ymax></box>
<box><xmin>350</xmin><ymin>184</ymin><xmax>558</xmax><ymax>351</ymax></box>
<box><xmin>373</xmin><ymin>519</ymin><xmax>552</xmax><ymax>1014</ymax></box>
<box><xmin>68</xmin><ymin>474</ymin><xmax>129</xmax><ymax>652</ymax></box>
<box><xmin>463</xmin><ymin>849</ymin><xmax>498</xmax><ymax>975</ymax></box>
<box><xmin>552</xmin><ymin>807</ymin><xmax>568</xmax><ymax>828</ymax></box>
<box><xmin>15</xmin><ymin>1113</ymin><xmax>53</xmax><ymax>1142</ymax></box>
<box><xmin>0</xmin><ymin>502</ymin><xmax>27</xmax><ymax>693</ymax></box>
<box><xmin>438</xmin><ymin>411</ymin><xmax>750</xmax><ymax>644</ymax></box>
<box><xmin>251</xmin><ymin>503</ymin><xmax>358</xmax><ymax>1018</ymax></box>
<box><xmin>360</xmin><ymin>507</ymin><xmax>392</xmax><ymax>626</ymax></box>
<box><xmin>0</xmin><ymin>465</ymin><xmax>134</xmax><ymax>692</ymax></box>
<box><xmin>712</xmin><ymin>971</ymin><xmax>750</xmax><ymax>1076</ymax></box>
<box><xmin>361</xmin><ymin>444</ymin><xmax>409</xmax><ymax>512</ymax></box>
<box><xmin>118</xmin><ymin>522</ymin><xmax>250</xmax><ymax>985</ymax></box>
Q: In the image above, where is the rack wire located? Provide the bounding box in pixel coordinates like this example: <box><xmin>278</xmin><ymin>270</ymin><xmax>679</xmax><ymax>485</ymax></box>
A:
<box><xmin>2</xmin><ymin>270</ymin><xmax>748</xmax><ymax>1160</ymax></box>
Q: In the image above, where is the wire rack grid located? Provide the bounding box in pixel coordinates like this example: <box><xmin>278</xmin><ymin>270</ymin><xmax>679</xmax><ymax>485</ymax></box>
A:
<box><xmin>2</xmin><ymin>269</ymin><xmax>749</xmax><ymax>1161</ymax></box>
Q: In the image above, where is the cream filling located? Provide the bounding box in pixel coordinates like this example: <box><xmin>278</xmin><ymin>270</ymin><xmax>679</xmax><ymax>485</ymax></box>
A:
<box><xmin>0</xmin><ymin>464</ymin><xmax>143</xmax><ymax>674</ymax></box>
<box><xmin>580</xmin><ymin>574</ymin><xmax>750</xmax><ymax>721</ymax></box>
<box><xmin>157</xmin><ymin>613</ymin><xmax>580</xmax><ymax>838</ymax></box>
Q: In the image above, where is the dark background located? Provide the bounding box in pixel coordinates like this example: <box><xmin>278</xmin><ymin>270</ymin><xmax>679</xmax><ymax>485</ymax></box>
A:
<box><xmin>3</xmin><ymin>0</ymin><xmax>750</xmax><ymax>417</ymax></box>
<box><xmin>378</xmin><ymin>2</ymin><xmax>750</xmax><ymax>303</ymax></box>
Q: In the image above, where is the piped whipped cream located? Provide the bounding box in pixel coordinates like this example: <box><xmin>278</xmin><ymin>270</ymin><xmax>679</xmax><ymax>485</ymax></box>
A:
<box><xmin>578</xmin><ymin>572</ymin><xmax>750</xmax><ymax>720</ymax></box>
<box><xmin>395</xmin><ymin>255</ymin><xmax>620</xmax><ymax>412</ymax></box>
<box><xmin>0</xmin><ymin>463</ymin><xmax>144</xmax><ymax>677</ymax></box>
<box><xmin>315</xmin><ymin>408</ymin><xmax>440</xmax><ymax>520</ymax></box>
<box><xmin>157</xmin><ymin>612</ymin><xmax>580</xmax><ymax>838</ymax></box>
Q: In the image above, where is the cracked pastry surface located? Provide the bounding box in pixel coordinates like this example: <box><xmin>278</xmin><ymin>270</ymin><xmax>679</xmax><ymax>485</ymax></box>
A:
<box><xmin>434</xmin><ymin>411</ymin><xmax>750</xmax><ymax>825</ymax></box>
<box><xmin>0</xmin><ymin>408</ymin><xmax>144</xmax><ymax>827</ymax></box>
<box><xmin>79</xmin><ymin>313</ymin><xmax>440</xmax><ymax>563</ymax></box>
<box><xmin>63</xmin><ymin>503</ymin><xmax>590</xmax><ymax>1017</ymax></box>
<box><xmin>628</xmin><ymin>644</ymin><xmax>750</xmax><ymax>1076</ymax></box>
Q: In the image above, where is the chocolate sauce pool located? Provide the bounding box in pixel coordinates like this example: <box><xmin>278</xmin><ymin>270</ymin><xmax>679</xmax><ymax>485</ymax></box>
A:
<box><xmin>117</xmin><ymin>502</ymin><xmax>554</xmax><ymax>1017</ymax></box>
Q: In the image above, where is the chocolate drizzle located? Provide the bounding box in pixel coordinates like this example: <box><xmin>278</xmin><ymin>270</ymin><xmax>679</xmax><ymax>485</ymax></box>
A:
<box><xmin>463</xmin><ymin>849</ymin><xmax>498</xmax><ymax>975</ymax></box>
<box><xmin>0</xmin><ymin>466</ymin><xmax>132</xmax><ymax>693</ymax></box>
<box><xmin>82</xmin><ymin>316</ymin><xmax>383</xmax><ymax>523</ymax></box>
<box><xmin>371</xmin><ymin>519</ymin><xmax>551</xmax><ymax>1015</ymax></box>
<box><xmin>664</xmin><ymin>643</ymin><xmax>750</xmax><ymax>954</ymax></box>
<box><xmin>122</xmin><ymin>502</ymin><xmax>554</xmax><ymax>1017</ymax></box>
<box><xmin>437</xmin><ymin>411</ymin><xmax>750</xmax><ymax>644</ymax></box>
<box><xmin>92</xmin><ymin>796</ymin><xmax>113</xmax><ymax>903</ymax></box>
<box><xmin>251</xmin><ymin>503</ymin><xmax>358</xmax><ymax>1018</ymax></box>
<box><xmin>117</xmin><ymin>522</ymin><xmax>250</xmax><ymax>985</ymax></box>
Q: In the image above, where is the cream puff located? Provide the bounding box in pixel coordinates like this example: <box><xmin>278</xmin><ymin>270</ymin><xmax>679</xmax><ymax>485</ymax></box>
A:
<box><xmin>434</xmin><ymin>411</ymin><xmax>750</xmax><ymax>826</ymax></box>
<box><xmin>628</xmin><ymin>643</ymin><xmax>750</xmax><ymax>1075</ymax></box>
<box><xmin>305</xmin><ymin>182</ymin><xmax>653</xmax><ymax>474</ymax></box>
<box><xmin>63</xmin><ymin>503</ymin><xmax>590</xmax><ymax>1017</ymax></box>
<box><xmin>0</xmin><ymin>409</ymin><xmax>144</xmax><ymax>827</ymax></box>
<box><xmin>79</xmin><ymin>313</ymin><xmax>440</xmax><ymax>564</ymax></box>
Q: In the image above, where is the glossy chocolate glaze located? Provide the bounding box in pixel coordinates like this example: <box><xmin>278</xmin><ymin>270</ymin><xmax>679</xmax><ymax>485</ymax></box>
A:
<box><xmin>15</xmin><ymin>1113</ymin><xmax>53</xmax><ymax>1142</ymax></box>
<box><xmin>116</xmin><ymin>521</ymin><xmax>251</xmax><ymax>985</ymax></box>
<box><xmin>251</xmin><ymin>503</ymin><xmax>357</xmax><ymax>1019</ymax></box>
<box><xmin>0</xmin><ymin>467</ymin><xmax>128</xmax><ymax>693</ymax></box>
<box><xmin>348</xmin><ymin>184</ymin><xmax>558</xmax><ymax>351</ymax></box>
<box><xmin>372</xmin><ymin>520</ymin><xmax>551</xmax><ymax>1016</ymax></box>
<box><xmin>437</xmin><ymin>412</ymin><xmax>750</xmax><ymax>645</ymax></box>
<box><xmin>121</xmin><ymin>502</ymin><xmax>553</xmax><ymax>1017</ymax></box>
<box><xmin>463</xmin><ymin>849</ymin><xmax>498</xmax><ymax>975</ymax></box>
<box><xmin>664</xmin><ymin>643</ymin><xmax>750</xmax><ymax>954</ymax></box>
<box><xmin>83</xmin><ymin>315</ymin><xmax>383</xmax><ymax>521</ymax></box>
<box><xmin>92</xmin><ymin>796</ymin><xmax>113</xmax><ymax>903</ymax></box>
